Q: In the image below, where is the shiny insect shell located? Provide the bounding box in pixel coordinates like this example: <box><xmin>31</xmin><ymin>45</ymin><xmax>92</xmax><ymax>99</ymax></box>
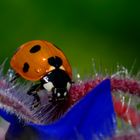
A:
<box><xmin>10</xmin><ymin>40</ymin><xmax>72</xmax><ymax>103</ymax></box>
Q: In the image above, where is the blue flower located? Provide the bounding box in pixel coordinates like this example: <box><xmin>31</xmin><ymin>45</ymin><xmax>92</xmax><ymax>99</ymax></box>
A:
<box><xmin>0</xmin><ymin>79</ymin><xmax>116</xmax><ymax>140</ymax></box>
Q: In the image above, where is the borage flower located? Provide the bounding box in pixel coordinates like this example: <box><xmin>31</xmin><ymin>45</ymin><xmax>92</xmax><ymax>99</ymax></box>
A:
<box><xmin>0</xmin><ymin>63</ymin><xmax>116</xmax><ymax>140</ymax></box>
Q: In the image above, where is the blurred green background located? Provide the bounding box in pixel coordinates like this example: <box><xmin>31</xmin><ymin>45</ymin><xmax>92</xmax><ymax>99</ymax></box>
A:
<box><xmin>0</xmin><ymin>0</ymin><xmax>140</xmax><ymax>76</ymax></box>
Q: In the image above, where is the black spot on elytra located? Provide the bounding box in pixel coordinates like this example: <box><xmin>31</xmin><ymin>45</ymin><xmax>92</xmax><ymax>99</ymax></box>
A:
<box><xmin>23</xmin><ymin>62</ymin><xmax>29</xmax><ymax>73</ymax></box>
<box><xmin>48</xmin><ymin>56</ymin><xmax>62</xmax><ymax>68</ymax></box>
<box><xmin>30</xmin><ymin>45</ymin><xmax>41</xmax><ymax>53</ymax></box>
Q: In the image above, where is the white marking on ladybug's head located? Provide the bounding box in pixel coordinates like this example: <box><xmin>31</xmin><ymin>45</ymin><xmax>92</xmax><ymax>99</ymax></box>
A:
<box><xmin>43</xmin><ymin>76</ymin><xmax>49</xmax><ymax>82</ymax></box>
<box><xmin>67</xmin><ymin>82</ymin><xmax>71</xmax><ymax>91</ymax></box>
<box><xmin>43</xmin><ymin>82</ymin><xmax>54</xmax><ymax>92</ymax></box>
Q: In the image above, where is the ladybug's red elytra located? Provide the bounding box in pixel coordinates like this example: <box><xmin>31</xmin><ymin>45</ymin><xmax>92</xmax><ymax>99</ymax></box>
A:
<box><xmin>10</xmin><ymin>40</ymin><xmax>72</xmax><ymax>107</ymax></box>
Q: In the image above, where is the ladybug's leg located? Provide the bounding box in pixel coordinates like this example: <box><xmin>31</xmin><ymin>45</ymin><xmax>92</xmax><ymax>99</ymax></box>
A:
<box><xmin>27</xmin><ymin>83</ymin><xmax>42</xmax><ymax>108</ymax></box>
<box><xmin>10</xmin><ymin>73</ymin><xmax>20</xmax><ymax>83</ymax></box>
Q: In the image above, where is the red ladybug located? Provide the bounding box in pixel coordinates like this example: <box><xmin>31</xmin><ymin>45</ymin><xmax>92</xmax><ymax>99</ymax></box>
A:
<box><xmin>10</xmin><ymin>40</ymin><xmax>72</xmax><ymax>107</ymax></box>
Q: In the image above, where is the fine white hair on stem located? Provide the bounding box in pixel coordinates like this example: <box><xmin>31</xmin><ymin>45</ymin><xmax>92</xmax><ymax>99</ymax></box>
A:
<box><xmin>0</xmin><ymin>61</ymin><xmax>67</xmax><ymax>125</ymax></box>
<box><xmin>0</xmin><ymin>59</ymin><xmax>140</xmax><ymax>140</ymax></box>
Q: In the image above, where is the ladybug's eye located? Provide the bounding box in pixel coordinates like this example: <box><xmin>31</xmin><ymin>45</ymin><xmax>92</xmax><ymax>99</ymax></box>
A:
<box><xmin>63</xmin><ymin>92</ymin><xmax>67</xmax><ymax>97</ymax></box>
<box><xmin>57</xmin><ymin>92</ymin><xmax>61</xmax><ymax>97</ymax></box>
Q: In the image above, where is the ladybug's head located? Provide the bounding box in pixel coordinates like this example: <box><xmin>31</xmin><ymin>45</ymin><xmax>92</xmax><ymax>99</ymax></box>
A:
<box><xmin>41</xmin><ymin>69</ymin><xmax>71</xmax><ymax>102</ymax></box>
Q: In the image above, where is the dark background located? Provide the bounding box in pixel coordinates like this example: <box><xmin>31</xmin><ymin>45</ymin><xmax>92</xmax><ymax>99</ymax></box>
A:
<box><xmin>0</xmin><ymin>0</ymin><xmax>140</xmax><ymax>76</ymax></box>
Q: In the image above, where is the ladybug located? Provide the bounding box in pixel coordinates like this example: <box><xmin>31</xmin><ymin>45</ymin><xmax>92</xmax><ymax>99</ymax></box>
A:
<box><xmin>10</xmin><ymin>40</ymin><xmax>72</xmax><ymax>107</ymax></box>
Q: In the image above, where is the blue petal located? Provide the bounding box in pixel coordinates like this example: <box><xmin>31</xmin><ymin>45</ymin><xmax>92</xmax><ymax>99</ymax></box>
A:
<box><xmin>0</xmin><ymin>108</ymin><xmax>27</xmax><ymax>139</ymax></box>
<box><xmin>0</xmin><ymin>108</ymin><xmax>19</xmax><ymax>124</ymax></box>
<box><xmin>2</xmin><ymin>79</ymin><xmax>116</xmax><ymax>140</ymax></box>
<box><xmin>31</xmin><ymin>79</ymin><xmax>116</xmax><ymax>140</ymax></box>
